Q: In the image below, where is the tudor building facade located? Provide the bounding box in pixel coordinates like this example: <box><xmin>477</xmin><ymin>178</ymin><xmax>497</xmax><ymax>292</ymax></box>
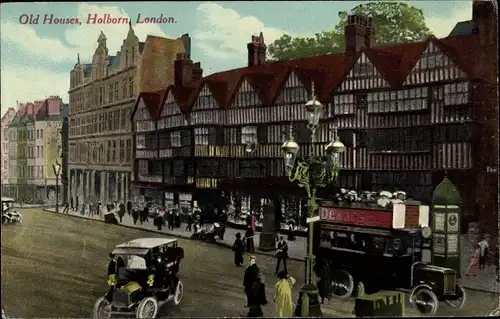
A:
<box><xmin>131</xmin><ymin>1</ymin><xmax>497</xmax><ymax>235</ymax></box>
<box><xmin>68</xmin><ymin>22</ymin><xmax>189</xmax><ymax>205</ymax></box>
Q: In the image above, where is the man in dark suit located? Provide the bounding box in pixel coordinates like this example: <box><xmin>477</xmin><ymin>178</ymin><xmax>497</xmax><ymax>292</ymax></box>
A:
<box><xmin>275</xmin><ymin>236</ymin><xmax>289</xmax><ymax>274</ymax></box>
<box><xmin>127</xmin><ymin>201</ymin><xmax>132</xmax><ymax>216</ymax></box>
<box><xmin>243</xmin><ymin>255</ymin><xmax>260</xmax><ymax>308</ymax></box>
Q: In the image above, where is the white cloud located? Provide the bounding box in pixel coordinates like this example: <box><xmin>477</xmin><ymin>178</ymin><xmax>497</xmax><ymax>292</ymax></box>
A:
<box><xmin>425</xmin><ymin>2</ymin><xmax>472</xmax><ymax>38</ymax></box>
<box><xmin>0</xmin><ymin>3</ymin><xmax>172</xmax><ymax>114</ymax></box>
<box><xmin>0</xmin><ymin>3</ymin><xmax>171</xmax><ymax>64</ymax></box>
<box><xmin>1</xmin><ymin>66</ymin><xmax>68</xmax><ymax>114</ymax></box>
<box><xmin>193</xmin><ymin>3</ymin><xmax>293</xmax><ymax>60</ymax></box>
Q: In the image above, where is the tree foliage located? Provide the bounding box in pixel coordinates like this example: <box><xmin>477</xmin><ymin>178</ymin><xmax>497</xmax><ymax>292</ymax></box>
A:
<box><xmin>268</xmin><ymin>2</ymin><xmax>432</xmax><ymax>61</ymax></box>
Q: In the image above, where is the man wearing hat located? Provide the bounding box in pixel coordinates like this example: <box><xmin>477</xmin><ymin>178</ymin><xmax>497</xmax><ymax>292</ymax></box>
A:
<box><xmin>243</xmin><ymin>255</ymin><xmax>260</xmax><ymax>307</ymax></box>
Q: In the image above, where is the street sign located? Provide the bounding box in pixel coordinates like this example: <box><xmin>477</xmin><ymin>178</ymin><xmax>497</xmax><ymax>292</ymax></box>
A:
<box><xmin>307</xmin><ymin>215</ymin><xmax>320</xmax><ymax>223</ymax></box>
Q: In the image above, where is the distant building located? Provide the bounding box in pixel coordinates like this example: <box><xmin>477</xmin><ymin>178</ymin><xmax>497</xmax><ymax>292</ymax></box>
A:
<box><xmin>130</xmin><ymin>1</ymin><xmax>497</xmax><ymax>238</ymax></box>
<box><xmin>6</xmin><ymin>97</ymin><xmax>63</xmax><ymax>203</ymax></box>
<box><xmin>67</xmin><ymin>21</ymin><xmax>189</xmax><ymax>205</ymax></box>
<box><xmin>61</xmin><ymin>103</ymin><xmax>69</xmax><ymax>203</ymax></box>
<box><xmin>1</xmin><ymin>107</ymin><xmax>17</xmax><ymax>194</ymax></box>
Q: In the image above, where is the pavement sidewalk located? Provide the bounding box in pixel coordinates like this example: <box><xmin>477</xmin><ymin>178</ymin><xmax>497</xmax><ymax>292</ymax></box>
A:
<box><xmin>39</xmin><ymin>207</ymin><xmax>498</xmax><ymax>294</ymax></box>
<box><xmin>41</xmin><ymin>207</ymin><xmax>308</xmax><ymax>261</ymax></box>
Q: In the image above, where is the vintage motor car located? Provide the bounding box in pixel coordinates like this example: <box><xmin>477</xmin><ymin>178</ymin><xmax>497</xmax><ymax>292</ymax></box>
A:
<box><xmin>1</xmin><ymin>197</ymin><xmax>22</xmax><ymax>224</ymax></box>
<box><xmin>314</xmin><ymin>200</ymin><xmax>466</xmax><ymax>315</ymax></box>
<box><xmin>93</xmin><ymin>237</ymin><xmax>184</xmax><ymax>319</ymax></box>
<box><xmin>192</xmin><ymin>222</ymin><xmax>225</xmax><ymax>242</ymax></box>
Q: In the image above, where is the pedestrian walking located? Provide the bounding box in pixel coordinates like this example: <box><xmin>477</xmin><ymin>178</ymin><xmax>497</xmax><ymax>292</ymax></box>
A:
<box><xmin>287</xmin><ymin>222</ymin><xmax>296</xmax><ymax>241</ymax></box>
<box><xmin>175</xmin><ymin>209</ymin><xmax>181</xmax><ymax>228</ymax></box>
<box><xmin>245</xmin><ymin>226</ymin><xmax>255</xmax><ymax>253</ymax></box>
<box><xmin>274</xmin><ymin>271</ymin><xmax>295</xmax><ymax>317</ymax></box>
<box><xmin>317</xmin><ymin>260</ymin><xmax>332</xmax><ymax>304</ymax></box>
<box><xmin>233</xmin><ymin>233</ymin><xmax>245</xmax><ymax>267</ymax></box>
<box><xmin>275</xmin><ymin>236</ymin><xmax>288</xmax><ymax>274</ymax></box>
<box><xmin>478</xmin><ymin>234</ymin><xmax>490</xmax><ymax>269</ymax></box>
<box><xmin>96</xmin><ymin>202</ymin><xmax>102</xmax><ymax>216</ymax></box>
<box><xmin>127</xmin><ymin>201</ymin><xmax>132</xmax><ymax>216</ymax></box>
<box><xmin>63</xmin><ymin>202</ymin><xmax>70</xmax><ymax>214</ymax></box>
<box><xmin>154</xmin><ymin>208</ymin><xmax>165</xmax><ymax>231</ymax></box>
<box><xmin>244</xmin><ymin>256</ymin><xmax>266</xmax><ymax>317</ymax></box>
<box><xmin>118</xmin><ymin>203</ymin><xmax>125</xmax><ymax>223</ymax></box>
<box><xmin>132</xmin><ymin>208</ymin><xmax>139</xmax><ymax>225</ymax></box>
<box><xmin>87</xmin><ymin>203</ymin><xmax>93</xmax><ymax>216</ymax></box>
<box><xmin>70</xmin><ymin>197</ymin><xmax>74</xmax><ymax>211</ymax></box>
<box><xmin>75</xmin><ymin>196</ymin><xmax>79</xmax><ymax>212</ymax></box>
<box><xmin>141</xmin><ymin>205</ymin><xmax>149</xmax><ymax>225</ymax></box>
<box><xmin>186</xmin><ymin>212</ymin><xmax>193</xmax><ymax>232</ymax></box>
<box><xmin>168</xmin><ymin>210</ymin><xmax>175</xmax><ymax>230</ymax></box>
<box><xmin>466</xmin><ymin>244</ymin><xmax>481</xmax><ymax>276</ymax></box>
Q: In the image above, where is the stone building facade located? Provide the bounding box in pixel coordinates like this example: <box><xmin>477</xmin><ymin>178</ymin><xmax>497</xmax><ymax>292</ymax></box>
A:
<box><xmin>1</xmin><ymin>108</ymin><xmax>16</xmax><ymax>192</ymax></box>
<box><xmin>67</xmin><ymin>22</ymin><xmax>189</xmax><ymax>205</ymax></box>
<box><xmin>4</xmin><ymin>97</ymin><xmax>63</xmax><ymax>203</ymax></box>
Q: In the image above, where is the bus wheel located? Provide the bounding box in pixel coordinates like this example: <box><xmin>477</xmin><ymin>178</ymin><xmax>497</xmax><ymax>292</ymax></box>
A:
<box><xmin>330</xmin><ymin>269</ymin><xmax>355</xmax><ymax>299</ymax></box>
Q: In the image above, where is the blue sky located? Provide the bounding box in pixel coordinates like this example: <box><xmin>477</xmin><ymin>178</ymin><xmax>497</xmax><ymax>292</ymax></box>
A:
<box><xmin>0</xmin><ymin>1</ymin><xmax>473</xmax><ymax>114</ymax></box>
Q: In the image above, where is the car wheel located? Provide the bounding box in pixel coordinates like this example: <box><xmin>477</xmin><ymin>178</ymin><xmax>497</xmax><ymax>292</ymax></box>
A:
<box><xmin>330</xmin><ymin>269</ymin><xmax>355</xmax><ymax>299</ymax></box>
<box><xmin>136</xmin><ymin>297</ymin><xmax>159</xmax><ymax>319</ymax></box>
<box><xmin>173</xmin><ymin>280</ymin><xmax>184</xmax><ymax>306</ymax></box>
<box><xmin>444</xmin><ymin>285</ymin><xmax>467</xmax><ymax>309</ymax></box>
<box><xmin>92</xmin><ymin>297</ymin><xmax>111</xmax><ymax>319</ymax></box>
<box><xmin>410</xmin><ymin>287</ymin><xmax>439</xmax><ymax>315</ymax></box>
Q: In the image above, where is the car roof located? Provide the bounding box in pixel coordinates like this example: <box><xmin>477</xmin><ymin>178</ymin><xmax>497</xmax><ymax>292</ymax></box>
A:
<box><xmin>1</xmin><ymin>197</ymin><xmax>15</xmax><ymax>202</ymax></box>
<box><xmin>115</xmin><ymin>237</ymin><xmax>177</xmax><ymax>249</ymax></box>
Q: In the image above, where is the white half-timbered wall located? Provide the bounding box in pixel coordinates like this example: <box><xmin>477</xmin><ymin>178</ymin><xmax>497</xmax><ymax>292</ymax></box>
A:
<box><xmin>431</xmin><ymin>83</ymin><xmax>472</xmax><ymax>123</ymax></box>
<box><xmin>158</xmin><ymin>92</ymin><xmax>188</xmax><ymax>130</ymax></box>
<box><xmin>366</xmin><ymin>88</ymin><xmax>429</xmax><ymax>114</ymax></box>
<box><xmin>275</xmin><ymin>71</ymin><xmax>308</xmax><ymax>105</ymax></box>
<box><xmin>433</xmin><ymin>142</ymin><xmax>472</xmax><ymax>169</ymax></box>
<box><xmin>194</xmin><ymin>127</ymin><xmax>209</xmax><ymax>145</ymax></box>
<box><xmin>232</xmin><ymin>79</ymin><xmax>262</xmax><ymax>107</ymax></box>
<box><xmin>133</xmin><ymin>98</ymin><xmax>150</xmax><ymax>122</ymax></box>
<box><xmin>160</xmin><ymin>92</ymin><xmax>178</xmax><ymax>117</ymax></box>
<box><xmin>403</xmin><ymin>41</ymin><xmax>468</xmax><ymax>85</ymax></box>
<box><xmin>333</xmin><ymin>94</ymin><xmax>356</xmax><ymax>115</ymax></box>
<box><xmin>338</xmin><ymin>53</ymin><xmax>390</xmax><ymax>91</ymax></box>
<box><xmin>191</xmin><ymin>85</ymin><xmax>221</xmax><ymax>126</ymax></box>
<box><xmin>133</xmin><ymin>98</ymin><xmax>156</xmax><ymax>133</ymax></box>
<box><xmin>241</xmin><ymin>126</ymin><xmax>258</xmax><ymax>144</ymax></box>
<box><xmin>192</xmin><ymin>85</ymin><xmax>217</xmax><ymax>110</ymax></box>
<box><xmin>227</xmin><ymin>104</ymin><xmax>308</xmax><ymax>126</ymax></box>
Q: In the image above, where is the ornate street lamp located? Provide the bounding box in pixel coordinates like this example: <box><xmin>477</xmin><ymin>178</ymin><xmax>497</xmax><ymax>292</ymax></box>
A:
<box><xmin>52</xmin><ymin>160</ymin><xmax>62</xmax><ymax>214</ymax></box>
<box><xmin>281</xmin><ymin>83</ymin><xmax>345</xmax><ymax>317</ymax></box>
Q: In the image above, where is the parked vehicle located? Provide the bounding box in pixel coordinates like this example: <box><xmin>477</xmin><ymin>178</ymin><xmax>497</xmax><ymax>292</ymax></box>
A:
<box><xmin>93</xmin><ymin>237</ymin><xmax>184</xmax><ymax>319</ymax></box>
<box><xmin>191</xmin><ymin>222</ymin><xmax>226</xmax><ymax>242</ymax></box>
<box><xmin>1</xmin><ymin>197</ymin><xmax>22</xmax><ymax>225</ymax></box>
<box><xmin>314</xmin><ymin>199</ymin><xmax>466</xmax><ymax>315</ymax></box>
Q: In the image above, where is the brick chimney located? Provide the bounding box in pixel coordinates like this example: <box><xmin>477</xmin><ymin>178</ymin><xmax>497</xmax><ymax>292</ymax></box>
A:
<box><xmin>345</xmin><ymin>15</ymin><xmax>376</xmax><ymax>53</ymax></box>
<box><xmin>179</xmin><ymin>33</ymin><xmax>191</xmax><ymax>58</ymax></box>
<box><xmin>365</xmin><ymin>17</ymin><xmax>376</xmax><ymax>48</ymax></box>
<box><xmin>174</xmin><ymin>53</ymin><xmax>193</xmax><ymax>87</ymax></box>
<box><xmin>257</xmin><ymin>32</ymin><xmax>267</xmax><ymax>65</ymax></box>
<box><xmin>47</xmin><ymin>96</ymin><xmax>62</xmax><ymax>115</ymax></box>
<box><xmin>191</xmin><ymin>62</ymin><xmax>203</xmax><ymax>81</ymax></box>
<box><xmin>247</xmin><ymin>33</ymin><xmax>266</xmax><ymax>67</ymax></box>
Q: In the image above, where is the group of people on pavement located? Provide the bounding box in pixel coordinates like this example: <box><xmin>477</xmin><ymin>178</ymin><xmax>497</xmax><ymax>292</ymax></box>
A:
<box><xmin>233</xmin><ymin>232</ymin><xmax>294</xmax><ymax>317</ymax></box>
<box><xmin>466</xmin><ymin>233</ymin><xmax>499</xmax><ymax>281</ymax></box>
<box><xmin>242</xmin><ymin>255</ymin><xmax>296</xmax><ymax>318</ymax></box>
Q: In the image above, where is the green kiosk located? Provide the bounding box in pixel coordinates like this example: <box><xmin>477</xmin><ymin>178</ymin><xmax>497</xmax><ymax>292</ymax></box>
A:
<box><xmin>431</xmin><ymin>176</ymin><xmax>462</xmax><ymax>276</ymax></box>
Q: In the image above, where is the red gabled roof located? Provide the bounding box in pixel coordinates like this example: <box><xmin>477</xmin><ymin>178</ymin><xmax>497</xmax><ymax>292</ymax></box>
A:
<box><xmin>136</xmin><ymin>33</ymin><xmax>478</xmax><ymax>117</ymax></box>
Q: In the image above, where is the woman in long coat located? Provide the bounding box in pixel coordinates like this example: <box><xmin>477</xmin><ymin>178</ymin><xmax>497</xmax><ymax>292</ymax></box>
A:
<box><xmin>317</xmin><ymin>261</ymin><xmax>332</xmax><ymax>303</ymax></box>
<box><xmin>274</xmin><ymin>270</ymin><xmax>295</xmax><ymax>317</ymax></box>
<box><xmin>232</xmin><ymin>233</ymin><xmax>245</xmax><ymax>266</ymax></box>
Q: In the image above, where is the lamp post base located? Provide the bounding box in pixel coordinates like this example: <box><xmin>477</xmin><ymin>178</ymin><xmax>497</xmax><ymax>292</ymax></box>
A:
<box><xmin>294</xmin><ymin>283</ymin><xmax>323</xmax><ymax>317</ymax></box>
